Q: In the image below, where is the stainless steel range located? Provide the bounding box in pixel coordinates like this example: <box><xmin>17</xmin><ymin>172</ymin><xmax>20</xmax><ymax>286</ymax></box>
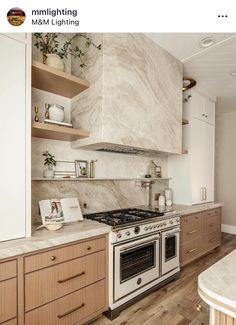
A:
<box><xmin>86</xmin><ymin>208</ymin><xmax>180</xmax><ymax>319</ymax></box>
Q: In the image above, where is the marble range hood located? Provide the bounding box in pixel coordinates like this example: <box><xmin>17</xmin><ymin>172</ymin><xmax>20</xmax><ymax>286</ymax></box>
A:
<box><xmin>71</xmin><ymin>33</ymin><xmax>183</xmax><ymax>157</ymax></box>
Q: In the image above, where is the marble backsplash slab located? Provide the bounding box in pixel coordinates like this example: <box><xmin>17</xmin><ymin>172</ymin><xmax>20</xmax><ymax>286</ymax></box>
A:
<box><xmin>32</xmin><ymin>179</ymin><xmax>169</xmax><ymax>224</ymax></box>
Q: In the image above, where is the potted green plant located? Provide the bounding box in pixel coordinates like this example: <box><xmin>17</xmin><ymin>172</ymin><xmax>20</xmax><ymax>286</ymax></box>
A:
<box><xmin>34</xmin><ymin>33</ymin><xmax>101</xmax><ymax>71</ymax></box>
<box><xmin>42</xmin><ymin>151</ymin><xmax>56</xmax><ymax>178</ymax></box>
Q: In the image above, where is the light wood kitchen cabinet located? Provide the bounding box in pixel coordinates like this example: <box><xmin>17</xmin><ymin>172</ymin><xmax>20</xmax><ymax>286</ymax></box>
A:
<box><xmin>169</xmin><ymin>90</ymin><xmax>215</xmax><ymax>205</ymax></box>
<box><xmin>0</xmin><ymin>260</ymin><xmax>18</xmax><ymax>324</ymax></box>
<box><xmin>180</xmin><ymin>208</ymin><xmax>221</xmax><ymax>267</ymax></box>
<box><xmin>25</xmin><ymin>280</ymin><xmax>106</xmax><ymax>325</ymax></box>
<box><xmin>24</xmin><ymin>235</ymin><xmax>108</xmax><ymax>324</ymax></box>
<box><xmin>0</xmin><ymin>235</ymin><xmax>108</xmax><ymax>325</ymax></box>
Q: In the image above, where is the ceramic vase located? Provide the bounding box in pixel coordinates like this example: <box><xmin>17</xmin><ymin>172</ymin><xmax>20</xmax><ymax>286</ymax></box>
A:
<box><xmin>49</xmin><ymin>104</ymin><xmax>65</xmax><ymax>122</ymax></box>
<box><xmin>45</xmin><ymin>54</ymin><xmax>65</xmax><ymax>72</ymax></box>
<box><xmin>43</xmin><ymin>165</ymin><xmax>54</xmax><ymax>178</ymax></box>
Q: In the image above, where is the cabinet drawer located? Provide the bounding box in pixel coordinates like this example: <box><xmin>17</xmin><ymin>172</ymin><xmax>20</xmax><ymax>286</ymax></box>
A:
<box><xmin>203</xmin><ymin>208</ymin><xmax>220</xmax><ymax>219</ymax></box>
<box><xmin>0</xmin><ymin>260</ymin><xmax>17</xmax><ymax>281</ymax></box>
<box><xmin>204</xmin><ymin>214</ymin><xmax>221</xmax><ymax>234</ymax></box>
<box><xmin>181</xmin><ymin>221</ymin><xmax>202</xmax><ymax>242</ymax></box>
<box><xmin>24</xmin><ymin>236</ymin><xmax>106</xmax><ymax>273</ymax></box>
<box><xmin>181</xmin><ymin>212</ymin><xmax>202</xmax><ymax>225</ymax></box>
<box><xmin>25</xmin><ymin>250</ymin><xmax>106</xmax><ymax>311</ymax></box>
<box><xmin>0</xmin><ymin>278</ymin><xmax>17</xmax><ymax>323</ymax></box>
<box><xmin>180</xmin><ymin>238</ymin><xmax>203</xmax><ymax>266</ymax></box>
<box><xmin>204</xmin><ymin>230</ymin><xmax>221</xmax><ymax>252</ymax></box>
<box><xmin>2</xmin><ymin>319</ymin><xmax>17</xmax><ymax>325</ymax></box>
<box><xmin>25</xmin><ymin>279</ymin><xmax>107</xmax><ymax>325</ymax></box>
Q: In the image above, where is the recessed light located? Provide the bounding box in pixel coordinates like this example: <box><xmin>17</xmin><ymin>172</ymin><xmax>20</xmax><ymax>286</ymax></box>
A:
<box><xmin>200</xmin><ymin>37</ymin><xmax>215</xmax><ymax>48</ymax></box>
<box><xmin>231</xmin><ymin>71</ymin><xmax>236</xmax><ymax>76</ymax></box>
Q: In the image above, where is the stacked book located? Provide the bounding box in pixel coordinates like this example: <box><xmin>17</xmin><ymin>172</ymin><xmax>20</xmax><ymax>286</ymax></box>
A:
<box><xmin>44</xmin><ymin>119</ymin><xmax>73</xmax><ymax>128</ymax></box>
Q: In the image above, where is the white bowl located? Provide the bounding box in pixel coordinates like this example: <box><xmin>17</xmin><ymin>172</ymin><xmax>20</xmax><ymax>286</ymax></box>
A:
<box><xmin>45</xmin><ymin>223</ymin><xmax>63</xmax><ymax>231</ymax></box>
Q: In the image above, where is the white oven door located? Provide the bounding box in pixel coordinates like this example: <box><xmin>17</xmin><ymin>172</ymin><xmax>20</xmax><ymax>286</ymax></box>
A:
<box><xmin>161</xmin><ymin>227</ymin><xmax>180</xmax><ymax>275</ymax></box>
<box><xmin>113</xmin><ymin>233</ymin><xmax>160</xmax><ymax>302</ymax></box>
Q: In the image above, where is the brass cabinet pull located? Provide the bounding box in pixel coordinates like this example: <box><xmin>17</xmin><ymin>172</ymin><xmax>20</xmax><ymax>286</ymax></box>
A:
<box><xmin>210</xmin><ymin>238</ymin><xmax>216</xmax><ymax>242</ymax></box>
<box><xmin>57</xmin><ymin>271</ymin><xmax>85</xmax><ymax>284</ymax></box>
<box><xmin>187</xmin><ymin>230</ymin><xmax>197</xmax><ymax>234</ymax></box>
<box><xmin>87</xmin><ymin>246</ymin><xmax>92</xmax><ymax>250</ymax></box>
<box><xmin>196</xmin><ymin>304</ymin><xmax>202</xmax><ymax>311</ymax></box>
<box><xmin>187</xmin><ymin>248</ymin><xmax>197</xmax><ymax>253</ymax></box>
<box><xmin>50</xmin><ymin>256</ymin><xmax>56</xmax><ymax>261</ymax></box>
<box><xmin>57</xmin><ymin>303</ymin><xmax>85</xmax><ymax>318</ymax></box>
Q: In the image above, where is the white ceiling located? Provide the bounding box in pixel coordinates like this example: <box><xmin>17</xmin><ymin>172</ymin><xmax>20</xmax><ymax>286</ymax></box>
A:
<box><xmin>146</xmin><ymin>33</ymin><xmax>236</xmax><ymax>113</ymax></box>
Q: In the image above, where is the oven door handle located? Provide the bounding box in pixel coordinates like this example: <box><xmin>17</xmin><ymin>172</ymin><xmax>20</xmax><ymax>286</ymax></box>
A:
<box><xmin>119</xmin><ymin>235</ymin><xmax>160</xmax><ymax>252</ymax></box>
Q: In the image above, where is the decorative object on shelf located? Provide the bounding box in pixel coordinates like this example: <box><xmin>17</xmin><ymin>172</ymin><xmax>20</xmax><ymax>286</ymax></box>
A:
<box><xmin>48</xmin><ymin>104</ymin><xmax>65</xmax><ymax>122</ymax></box>
<box><xmin>75</xmin><ymin>160</ymin><xmax>89</xmax><ymax>178</ymax></box>
<box><xmin>44</xmin><ymin>119</ymin><xmax>73</xmax><ymax>128</ymax></box>
<box><xmin>34</xmin><ymin>106</ymin><xmax>39</xmax><ymax>122</ymax></box>
<box><xmin>89</xmin><ymin>160</ymin><xmax>98</xmax><ymax>178</ymax></box>
<box><xmin>182</xmin><ymin>77</ymin><xmax>197</xmax><ymax>91</ymax></box>
<box><xmin>164</xmin><ymin>188</ymin><xmax>173</xmax><ymax>204</ymax></box>
<box><xmin>42</xmin><ymin>151</ymin><xmax>56</xmax><ymax>178</ymax></box>
<box><xmin>53</xmin><ymin>160</ymin><xmax>76</xmax><ymax>178</ymax></box>
<box><xmin>183</xmin><ymin>94</ymin><xmax>192</xmax><ymax>103</ymax></box>
<box><xmin>158</xmin><ymin>194</ymin><xmax>166</xmax><ymax>206</ymax></box>
<box><xmin>45</xmin><ymin>53</ymin><xmax>65</xmax><ymax>71</ymax></box>
<box><xmin>45</xmin><ymin>103</ymin><xmax>49</xmax><ymax>119</ymax></box>
<box><xmin>34</xmin><ymin>33</ymin><xmax>102</xmax><ymax>71</ymax></box>
<box><xmin>155</xmin><ymin>165</ymin><xmax>162</xmax><ymax>178</ymax></box>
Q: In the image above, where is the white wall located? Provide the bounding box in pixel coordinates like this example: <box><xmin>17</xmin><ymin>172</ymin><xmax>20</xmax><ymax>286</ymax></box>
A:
<box><xmin>216</xmin><ymin>111</ymin><xmax>236</xmax><ymax>234</ymax></box>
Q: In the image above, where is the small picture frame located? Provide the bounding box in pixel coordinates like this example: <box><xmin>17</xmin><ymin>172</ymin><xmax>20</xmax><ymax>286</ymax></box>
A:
<box><xmin>75</xmin><ymin>160</ymin><xmax>89</xmax><ymax>178</ymax></box>
<box><xmin>155</xmin><ymin>166</ymin><xmax>162</xmax><ymax>178</ymax></box>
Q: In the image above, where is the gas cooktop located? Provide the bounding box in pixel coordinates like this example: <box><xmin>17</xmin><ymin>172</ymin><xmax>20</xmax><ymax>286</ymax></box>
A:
<box><xmin>85</xmin><ymin>208</ymin><xmax>164</xmax><ymax>227</ymax></box>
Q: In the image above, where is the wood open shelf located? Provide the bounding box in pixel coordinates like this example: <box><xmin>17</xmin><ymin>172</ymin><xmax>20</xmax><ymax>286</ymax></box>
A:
<box><xmin>32</xmin><ymin>122</ymin><xmax>90</xmax><ymax>142</ymax></box>
<box><xmin>182</xmin><ymin>118</ymin><xmax>189</xmax><ymax>125</ymax></box>
<box><xmin>32</xmin><ymin>177</ymin><xmax>171</xmax><ymax>181</ymax></box>
<box><xmin>32</xmin><ymin>61</ymin><xmax>90</xmax><ymax>98</ymax></box>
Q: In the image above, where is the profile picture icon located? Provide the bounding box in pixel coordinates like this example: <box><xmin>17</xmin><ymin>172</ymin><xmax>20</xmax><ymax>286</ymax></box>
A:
<box><xmin>7</xmin><ymin>7</ymin><xmax>26</xmax><ymax>26</ymax></box>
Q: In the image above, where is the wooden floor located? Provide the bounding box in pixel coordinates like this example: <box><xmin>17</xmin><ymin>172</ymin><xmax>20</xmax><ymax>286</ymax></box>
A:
<box><xmin>91</xmin><ymin>233</ymin><xmax>236</xmax><ymax>325</ymax></box>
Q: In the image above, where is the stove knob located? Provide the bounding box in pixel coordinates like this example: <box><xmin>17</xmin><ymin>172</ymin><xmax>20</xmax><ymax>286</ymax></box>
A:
<box><xmin>164</xmin><ymin>222</ymin><xmax>167</xmax><ymax>226</ymax></box>
<box><xmin>134</xmin><ymin>226</ymin><xmax>140</xmax><ymax>234</ymax></box>
<box><xmin>169</xmin><ymin>220</ymin><xmax>174</xmax><ymax>224</ymax></box>
<box><xmin>126</xmin><ymin>231</ymin><xmax>130</xmax><ymax>236</ymax></box>
<box><xmin>144</xmin><ymin>226</ymin><xmax>148</xmax><ymax>231</ymax></box>
<box><xmin>176</xmin><ymin>218</ymin><xmax>179</xmax><ymax>222</ymax></box>
<box><xmin>117</xmin><ymin>233</ymin><xmax>122</xmax><ymax>239</ymax></box>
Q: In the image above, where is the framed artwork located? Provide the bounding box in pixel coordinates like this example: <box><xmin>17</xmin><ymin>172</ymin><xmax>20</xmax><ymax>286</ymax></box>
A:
<box><xmin>75</xmin><ymin>160</ymin><xmax>89</xmax><ymax>178</ymax></box>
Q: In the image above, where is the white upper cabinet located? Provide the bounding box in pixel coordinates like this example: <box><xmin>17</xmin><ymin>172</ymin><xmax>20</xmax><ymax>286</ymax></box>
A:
<box><xmin>184</xmin><ymin>90</ymin><xmax>215</xmax><ymax>125</ymax></box>
<box><xmin>0</xmin><ymin>34</ymin><xmax>31</xmax><ymax>241</ymax></box>
<box><xmin>168</xmin><ymin>90</ymin><xmax>215</xmax><ymax>206</ymax></box>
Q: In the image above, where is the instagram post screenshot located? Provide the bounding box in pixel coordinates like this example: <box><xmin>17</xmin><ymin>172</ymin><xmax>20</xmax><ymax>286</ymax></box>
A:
<box><xmin>0</xmin><ymin>0</ymin><xmax>235</xmax><ymax>324</ymax></box>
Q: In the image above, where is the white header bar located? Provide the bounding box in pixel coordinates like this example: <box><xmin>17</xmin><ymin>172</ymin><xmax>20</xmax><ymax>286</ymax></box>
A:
<box><xmin>1</xmin><ymin>0</ymin><xmax>235</xmax><ymax>33</ymax></box>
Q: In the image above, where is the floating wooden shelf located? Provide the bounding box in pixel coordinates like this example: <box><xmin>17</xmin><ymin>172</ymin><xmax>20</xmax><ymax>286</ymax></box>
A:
<box><xmin>182</xmin><ymin>118</ymin><xmax>189</xmax><ymax>125</ymax></box>
<box><xmin>182</xmin><ymin>149</ymin><xmax>188</xmax><ymax>154</ymax></box>
<box><xmin>32</xmin><ymin>122</ymin><xmax>90</xmax><ymax>142</ymax></box>
<box><xmin>32</xmin><ymin>177</ymin><xmax>171</xmax><ymax>181</ymax></box>
<box><xmin>32</xmin><ymin>61</ymin><xmax>90</xmax><ymax>98</ymax></box>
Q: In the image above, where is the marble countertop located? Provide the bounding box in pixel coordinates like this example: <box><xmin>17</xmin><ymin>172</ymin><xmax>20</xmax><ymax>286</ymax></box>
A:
<box><xmin>198</xmin><ymin>249</ymin><xmax>236</xmax><ymax>317</ymax></box>
<box><xmin>0</xmin><ymin>220</ymin><xmax>111</xmax><ymax>260</ymax></box>
<box><xmin>139</xmin><ymin>202</ymin><xmax>224</xmax><ymax>216</ymax></box>
<box><xmin>0</xmin><ymin>202</ymin><xmax>223</xmax><ymax>261</ymax></box>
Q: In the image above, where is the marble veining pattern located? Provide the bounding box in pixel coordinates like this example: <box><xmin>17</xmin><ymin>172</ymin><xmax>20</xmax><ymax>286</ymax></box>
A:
<box><xmin>71</xmin><ymin>33</ymin><xmax>183</xmax><ymax>154</ymax></box>
<box><xmin>32</xmin><ymin>179</ymin><xmax>169</xmax><ymax>224</ymax></box>
<box><xmin>198</xmin><ymin>249</ymin><xmax>236</xmax><ymax>315</ymax></box>
<box><xmin>0</xmin><ymin>220</ymin><xmax>111</xmax><ymax>260</ymax></box>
